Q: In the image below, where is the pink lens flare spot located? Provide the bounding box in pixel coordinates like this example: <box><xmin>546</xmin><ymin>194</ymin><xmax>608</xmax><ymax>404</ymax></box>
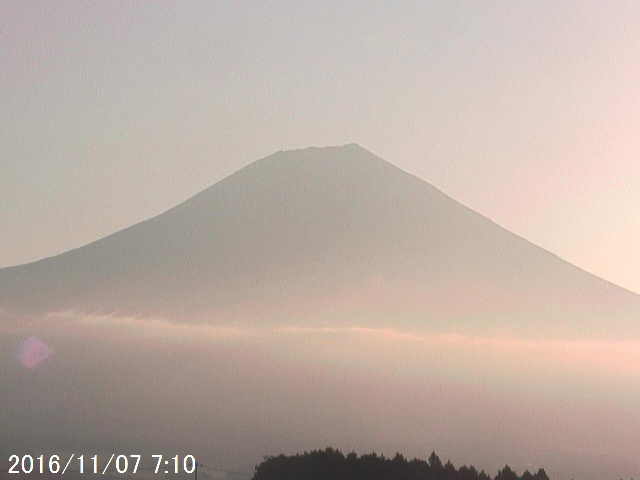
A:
<box><xmin>17</xmin><ymin>336</ymin><xmax>54</xmax><ymax>369</ymax></box>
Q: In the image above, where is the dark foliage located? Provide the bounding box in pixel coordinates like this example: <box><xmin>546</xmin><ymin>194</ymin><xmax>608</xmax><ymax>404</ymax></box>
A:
<box><xmin>252</xmin><ymin>447</ymin><xmax>550</xmax><ymax>480</ymax></box>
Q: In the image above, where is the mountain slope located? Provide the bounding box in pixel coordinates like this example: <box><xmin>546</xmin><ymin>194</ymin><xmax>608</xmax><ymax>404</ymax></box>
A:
<box><xmin>1</xmin><ymin>144</ymin><xmax>638</xmax><ymax>338</ymax></box>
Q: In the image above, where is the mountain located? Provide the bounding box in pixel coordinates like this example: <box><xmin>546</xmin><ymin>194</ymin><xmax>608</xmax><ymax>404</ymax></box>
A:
<box><xmin>1</xmin><ymin>144</ymin><xmax>638</xmax><ymax>338</ymax></box>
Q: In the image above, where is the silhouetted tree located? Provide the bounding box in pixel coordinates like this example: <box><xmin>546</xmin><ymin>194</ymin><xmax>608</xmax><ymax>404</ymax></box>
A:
<box><xmin>495</xmin><ymin>465</ymin><xmax>518</xmax><ymax>480</ymax></box>
<box><xmin>429</xmin><ymin>452</ymin><xmax>443</xmax><ymax>470</ymax></box>
<box><xmin>533</xmin><ymin>468</ymin><xmax>549</xmax><ymax>480</ymax></box>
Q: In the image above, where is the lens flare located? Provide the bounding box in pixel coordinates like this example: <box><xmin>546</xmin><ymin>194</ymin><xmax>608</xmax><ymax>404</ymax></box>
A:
<box><xmin>17</xmin><ymin>335</ymin><xmax>53</xmax><ymax>369</ymax></box>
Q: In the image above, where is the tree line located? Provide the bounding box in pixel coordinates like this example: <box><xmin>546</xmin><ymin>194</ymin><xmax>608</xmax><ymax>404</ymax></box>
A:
<box><xmin>252</xmin><ymin>447</ymin><xmax>550</xmax><ymax>480</ymax></box>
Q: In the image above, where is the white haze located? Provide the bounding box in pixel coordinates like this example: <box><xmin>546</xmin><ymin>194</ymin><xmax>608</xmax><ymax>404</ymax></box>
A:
<box><xmin>2</xmin><ymin>312</ymin><xmax>639</xmax><ymax>480</ymax></box>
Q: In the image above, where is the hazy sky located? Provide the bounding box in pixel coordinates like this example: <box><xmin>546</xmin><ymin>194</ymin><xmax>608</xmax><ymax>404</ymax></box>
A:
<box><xmin>1</xmin><ymin>1</ymin><xmax>639</xmax><ymax>294</ymax></box>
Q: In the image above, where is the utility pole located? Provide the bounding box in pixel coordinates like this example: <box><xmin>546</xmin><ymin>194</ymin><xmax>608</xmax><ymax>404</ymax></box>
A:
<box><xmin>194</xmin><ymin>462</ymin><xmax>198</xmax><ymax>480</ymax></box>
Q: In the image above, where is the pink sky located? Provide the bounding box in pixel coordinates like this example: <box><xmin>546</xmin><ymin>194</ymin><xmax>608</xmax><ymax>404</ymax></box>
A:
<box><xmin>1</xmin><ymin>1</ymin><xmax>639</xmax><ymax>294</ymax></box>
